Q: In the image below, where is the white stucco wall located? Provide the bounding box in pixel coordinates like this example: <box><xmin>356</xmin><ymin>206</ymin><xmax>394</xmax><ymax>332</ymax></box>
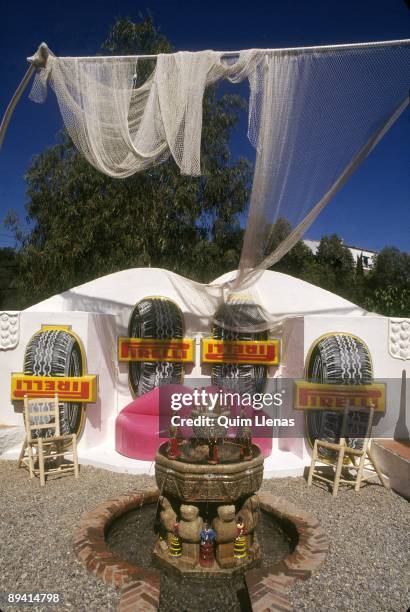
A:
<box><xmin>0</xmin><ymin>311</ymin><xmax>119</xmax><ymax>453</ymax></box>
<box><xmin>1</xmin><ymin>268</ymin><xmax>407</xmax><ymax>475</ymax></box>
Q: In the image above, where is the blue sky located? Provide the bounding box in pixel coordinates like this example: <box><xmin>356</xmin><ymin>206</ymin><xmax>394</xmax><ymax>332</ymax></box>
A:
<box><xmin>0</xmin><ymin>0</ymin><xmax>409</xmax><ymax>252</ymax></box>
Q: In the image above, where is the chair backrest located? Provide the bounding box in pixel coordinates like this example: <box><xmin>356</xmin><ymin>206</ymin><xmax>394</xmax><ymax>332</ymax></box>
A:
<box><xmin>23</xmin><ymin>395</ymin><xmax>60</xmax><ymax>442</ymax></box>
<box><xmin>340</xmin><ymin>404</ymin><xmax>375</xmax><ymax>451</ymax></box>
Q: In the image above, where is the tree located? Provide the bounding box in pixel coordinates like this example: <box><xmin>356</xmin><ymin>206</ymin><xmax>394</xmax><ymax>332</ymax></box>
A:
<box><xmin>9</xmin><ymin>16</ymin><xmax>252</xmax><ymax>307</ymax></box>
<box><xmin>314</xmin><ymin>234</ymin><xmax>355</xmax><ymax>299</ymax></box>
<box><xmin>356</xmin><ymin>254</ymin><xmax>364</xmax><ymax>279</ymax></box>
<box><xmin>364</xmin><ymin>247</ymin><xmax>410</xmax><ymax>316</ymax></box>
<box><xmin>0</xmin><ymin>247</ymin><xmax>22</xmax><ymax>309</ymax></box>
<box><xmin>353</xmin><ymin>253</ymin><xmax>366</xmax><ymax>303</ymax></box>
<box><xmin>268</xmin><ymin>218</ymin><xmax>316</xmax><ymax>278</ymax></box>
<box><xmin>367</xmin><ymin>247</ymin><xmax>410</xmax><ymax>292</ymax></box>
<box><xmin>274</xmin><ymin>241</ymin><xmax>316</xmax><ymax>277</ymax></box>
<box><xmin>316</xmin><ymin>234</ymin><xmax>354</xmax><ymax>272</ymax></box>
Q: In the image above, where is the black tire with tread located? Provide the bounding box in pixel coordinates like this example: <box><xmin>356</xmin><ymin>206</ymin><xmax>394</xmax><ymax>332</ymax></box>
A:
<box><xmin>211</xmin><ymin>302</ymin><xmax>268</xmax><ymax>395</ymax></box>
<box><xmin>128</xmin><ymin>298</ymin><xmax>184</xmax><ymax>396</ymax></box>
<box><xmin>24</xmin><ymin>329</ymin><xmax>83</xmax><ymax>438</ymax></box>
<box><xmin>306</xmin><ymin>333</ymin><xmax>373</xmax><ymax>458</ymax></box>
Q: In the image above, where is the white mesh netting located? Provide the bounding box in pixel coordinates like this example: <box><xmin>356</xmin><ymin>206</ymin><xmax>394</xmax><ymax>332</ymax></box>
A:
<box><xmin>29</xmin><ymin>49</ymin><xmax>259</xmax><ymax>176</ymax></box>
<box><xmin>29</xmin><ymin>41</ymin><xmax>410</xmax><ymax>331</ymax></box>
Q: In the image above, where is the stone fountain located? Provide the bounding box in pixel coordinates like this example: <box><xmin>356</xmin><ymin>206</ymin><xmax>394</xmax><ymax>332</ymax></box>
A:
<box><xmin>153</xmin><ymin>402</ymin><xmax>264</xmax><ymax>574</ymax></box>
<box><xmin>73</xmin><ymin>395</ymin><xmax>329</xmax><ymax>611</ymax></box>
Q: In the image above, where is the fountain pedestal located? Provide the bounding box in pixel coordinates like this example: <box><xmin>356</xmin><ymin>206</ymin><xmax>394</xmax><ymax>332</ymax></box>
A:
<box><xmin>153</xmin><ymin>442</ymin><xmax>263</xmax><ymax>575</ymax></box>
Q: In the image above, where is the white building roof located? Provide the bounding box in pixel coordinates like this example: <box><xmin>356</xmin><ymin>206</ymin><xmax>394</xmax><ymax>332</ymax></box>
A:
<box><xmin>25</xmin><ymin>267</ymin><xmax>370</xmax><ymax>333</ymax></box>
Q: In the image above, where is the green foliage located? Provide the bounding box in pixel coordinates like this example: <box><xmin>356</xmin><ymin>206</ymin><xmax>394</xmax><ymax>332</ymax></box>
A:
<box><xmin>271</xmin><ymin>231</ymin><xmax>409</xmax><ymax>317</ymax></box>
<box><xmin>368</xmin><ymin>247</ymin><xmax>410</xmax><ymax>291</ymax></box>
<box><xmin>267</xmin><ymin>218</ymin><xmax>316</xmax><ymax>277</ymax></box>
<box><xmin>8</xmin><ymin>16</ymin><xmax>251</xmax><ymax>306</ymax></box>
<box><xmin>102</xmin><ymin>15</ymin><xmax>172</xmax><ymax>56</ymax></box>
<box><xmin>364</xmin><ymin>248</ymin><xmax>410</xmax><ymax>316</ymax></box>
<box><xmin>364</xmin><ymin>285</ymin><xmax>410</xmax><ymax>317</ymax></box>
<box><xmin>356</xmin><ymin>254</ymin><xmax>364</xmax><ymax>279</ymax></box>
<box><xmin>102</xmin><ymin>14</ymin><xmax>172</xmax><ymax>85</ymax></box>
<box><xmin>0</xmin><ymin>247</ymin><xmax>23</xmax><ymax>309</ymax></box>
<box><xmin>313</xmin><ymin>234</ymin><xmax>355</xmax><ymax>299</ymax></box>
<box><xmin>270</xmin><ymin>228</ymin><xmax>355</xmax><ymax>300</ymax></box>
<box><xmin>353</xmin><ymin>253</ymin><xmax>366</xmax><ymax>304</ymax></box>
<box><xmin>316</xmin><ymin>234</ymin><xmax>355</xmax><ymax>272</ymax></box>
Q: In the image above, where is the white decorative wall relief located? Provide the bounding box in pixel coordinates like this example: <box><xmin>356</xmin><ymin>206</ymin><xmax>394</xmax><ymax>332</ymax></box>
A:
<box><xmin>0</xmin><ymin>312</ymin><xmax>20</xmax><ymax>350</ymax></box>
<box><xmin>389</xmin><ymin>318</ymin><xmax>410</xmax><ymax>360</ymax></box>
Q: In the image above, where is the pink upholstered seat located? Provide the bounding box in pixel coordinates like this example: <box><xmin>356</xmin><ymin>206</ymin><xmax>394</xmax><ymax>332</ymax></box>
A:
<box><xmin>115</xmin><ymin>384</ymin><xmax>272</xmax><ymax>461</ymax></box>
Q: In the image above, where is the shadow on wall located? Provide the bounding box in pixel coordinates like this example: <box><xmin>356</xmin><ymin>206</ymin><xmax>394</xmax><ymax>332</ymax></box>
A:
<box><xmin>395</xmin><ymin>369</ymin><xmax>409</xmax><ymax>440</ymax></box>
<box><xmin>92</xmin><ymin>314</ymin><xmax>129</xmax><ymax>394</ymax></box>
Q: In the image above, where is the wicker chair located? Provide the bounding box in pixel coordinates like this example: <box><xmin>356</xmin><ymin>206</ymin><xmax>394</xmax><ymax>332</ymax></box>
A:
<box><xmin>18</xmin><ymin>394</ymin><xmax>79</xmax><ymax>486</ymax></box>
<box><xmin>307</xmin><ymin>404</ymin><xmax>389</xmax><ymax>497</ymax></box>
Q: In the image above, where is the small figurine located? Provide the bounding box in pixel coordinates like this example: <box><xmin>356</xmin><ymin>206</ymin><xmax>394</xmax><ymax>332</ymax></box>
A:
<box><xmin>154</xmin><ymin>506</ymin><xmax>168</xmax><ymax>544</ymax></box>
<box><xmin>178</xmin><ymin>504</ymin><xmax>203</xmax><ymax>568</ymax></box>
<box><xmin>159</xmin><ymin>496</ymin><xmax>177</xmax><ymax>532</ymax></box>
<box><xmin>242</xmin><ymin>429</ymin><xmax>253</xmax><ymax>461</ymax></box>
<box><xmin>233</xmin><ymin>516</ymin><xmax>247</xmax><ymax>560</ymax></box>
<box><xmin>207</xmin><ymin>437</ymin><xmax>218</xmax><ymax>464</ymax></box>
<box><xmin>238</xmin><ymin>495</ymin><xmax>259</xmax><ymax>532</ymax></box>
<box><xmin>238</xmin><ymin>409</ymin><xmax>253</xmax><ymax>461</ymax></box>
<box><xmin>169</xmin><ymin>521</ymin><xmax>182</xmax><ymax>557</ymax></box>
<box><xmin>212</xmin><ymin>504</ymin><xmax>237</xmax><ymax>568</ymax></box>
<box><xmin>167</xmin><ymin>425</ymin><xmax>181</xmax><ymax>459</ymax></box>
<box><xmin>199</xmin><ymin>522</ymin><xmax>216</xmax><ymax>567</ymax></box>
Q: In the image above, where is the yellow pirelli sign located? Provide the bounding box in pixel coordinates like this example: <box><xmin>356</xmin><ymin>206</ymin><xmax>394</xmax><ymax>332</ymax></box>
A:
<box><xmin>11</xmin><ymin>374</ymin><xmax>97</xmax><ymax>403</ymax></box>
<box><xmin>294</xmin><ymin>381</ymin><xmax>385</xmax><ymax>412</ymax></box>
<box><xmin>118</xmin><ymin>337</ymin><xmax>195</xmax><ymax>363</ymax></box>
<box><xmin>201</xmin><ymin>339</ymin><xmax>280</xmax><ymax>365</ymax></box>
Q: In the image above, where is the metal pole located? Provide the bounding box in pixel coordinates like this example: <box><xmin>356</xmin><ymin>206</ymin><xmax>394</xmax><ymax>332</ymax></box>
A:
<box><xmin>0</xmin><ymin>65</ymin><xmax>34</xmax><ymax>150</ymax></box>
<box><xmin>55</xmin><ymin>37</ymin><xmax>410</xmax><ymax>61</ymax></box>
<box><xmin>0</xmin><ymin>43</ymin><xmax>49</xmax><ymax>151</ymax></box>
<box><xmin>0</xmin><ymin>37</ymin><xmax>409</xmax><ymax>150</ymax></box>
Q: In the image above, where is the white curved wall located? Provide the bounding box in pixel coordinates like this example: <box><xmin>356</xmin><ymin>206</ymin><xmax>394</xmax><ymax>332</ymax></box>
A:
<box><xmin>26</xmin><ymin>267</ymin><xmax>369</xmax><ymax>336</ymax></box>
<box><xmin>0</xmin><ymin>267</ymin><xmax>406</xmax><ymax>477</ymax></box>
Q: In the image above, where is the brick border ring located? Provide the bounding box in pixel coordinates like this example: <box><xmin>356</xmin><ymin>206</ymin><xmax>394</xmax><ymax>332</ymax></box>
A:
<box><xmin>73</xmin><ymin>489</ymin><xmax>329</xmax><ymax>611</ymax></box>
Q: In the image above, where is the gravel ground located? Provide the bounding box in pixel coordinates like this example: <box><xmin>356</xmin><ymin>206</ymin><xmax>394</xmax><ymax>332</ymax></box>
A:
<box><xmin>0</xmin><ymin>460</ymin><xmax>408</xmax><ymax>612</ymax></box>
<box><xmin>0</xmin><ymin>461</ymin><xmax>153</xmax><ymax>612</ymax></box>
<box><xmin>261</xmin><ymin>477</ymin><xmax>410</xmax><ymax>612</ymax></box>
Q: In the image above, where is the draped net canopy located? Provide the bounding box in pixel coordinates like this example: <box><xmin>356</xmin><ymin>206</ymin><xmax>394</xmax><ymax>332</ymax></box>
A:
<box><xmin>30</xmin><ymin>40</ymin><xmax>410</xmax><ymax>331</ymax></box>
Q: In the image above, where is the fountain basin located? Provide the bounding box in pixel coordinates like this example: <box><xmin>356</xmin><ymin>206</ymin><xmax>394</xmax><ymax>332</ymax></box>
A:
<box><xmin>73</xmin><ymin>489</ymin><xmax>329</xmax><ymax>611</ymax></box>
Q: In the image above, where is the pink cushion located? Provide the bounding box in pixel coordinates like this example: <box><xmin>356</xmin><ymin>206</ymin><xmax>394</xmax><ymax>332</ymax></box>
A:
<box><xmin>120</xmin><ymin>387</ymin><xmax>160</xmax><ymax>416</ymax></box>
<box><xmin>115</xmin><ymin>384</ymin><xmax>272</xmax><ymax>461</ymax></box>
